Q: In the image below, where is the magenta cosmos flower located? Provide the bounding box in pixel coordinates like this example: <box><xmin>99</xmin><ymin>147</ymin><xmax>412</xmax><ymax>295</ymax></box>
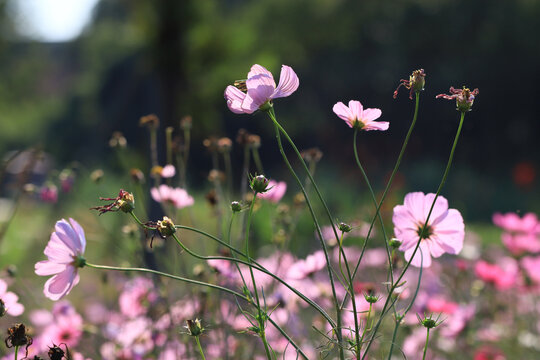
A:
<box><xmin>151</xmin><ymin>184</ymin><xmax>194</xmax><ymax>209</ymax></box>
<box><xmin>224</xmin><ymin>64</ymin><xmax>299</xmax><ymax>114</ymax></box>
<box><xmin>333</xmin><ymin>100</ymin><xmax>389</xmax><ymax>131</ymax></box>
<box><xmin>256</xmin><ymin>180</ymin><xmax>287</xmax><ymax>203</ymax></box>
<box><xmin>392</xmin><ymin>192</ymin><xmax>464</xmax><ymax>267</ymax></box>
<box><xmin>35</xmin><ymin>218</ymin><xmax>86</xmax><ymax>300</ymax></box>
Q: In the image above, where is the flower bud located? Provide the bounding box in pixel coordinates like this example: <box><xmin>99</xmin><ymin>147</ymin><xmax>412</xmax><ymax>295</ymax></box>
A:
<box><xmin>364</xmin><ymin>293</ymin><xmax>380</xmax><ymax>304</ymax></box>
<box><xmin>436</xmin><ymin>86</ymin><xmax>479</xmax><ymax>112</ymax></box>
<box><xmin>185</xmin><ymin>318</ymin><xmax>204</xmax><ymax>336</ymax></box>
<box><xmin>117</xmin><ymin>190</ymin><xmax>135</xmax><ymax>213</ymax></box>
<box><xmin>231</xmin><ymin>201</ymin><xmax>242</xmax><ymax>212</ymax></box>
<box><xmin>157</xmin><ymin>216</ymin><xmax>176</xmax><ymax>237</ymax></box>
<box><xmin>417</xmin><ymin>314</ymin><xmax>442</xmax><ymax>329</ymax></box>
<box><xmin>389</xmin><ymin>238</ymin><xmax>402</xmax><ymax>249</ymax></box>
<box><xmin>338</xmin><ymin>222</ymin><xmax>352</xmax><ymax>233</ymax></box>
<box><xmin>250</xmin><ymin>174</ymin><xmax>270</xmax><ymax>193</ymax></box>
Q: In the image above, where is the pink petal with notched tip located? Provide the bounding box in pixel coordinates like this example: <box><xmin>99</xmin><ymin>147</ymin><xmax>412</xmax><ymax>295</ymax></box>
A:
<box><xmin>362</xmin><ymin>108</ymin><xmax>382</xmax><ymax>122</ymax></box>
<box><xmin>348</xmin><ymin>100</ymin><xmax>364</xmax><ymax>120</ymax></box>
<box><xmin>224</xmin><ymin>85</ymin><xmax>247</xmax><ymax>114</ymax></box>
<box><xmin>248</xmin><ymin>64</ymin><xmax>275</xmax><ymax>83</ymax></box>
<box><xmin>332</xmin><ymin>102</ymin><xmax>354</xmax><ymax>126</ymax></box>
<box><xmin>35</xmin><ymin>260</ymin><xmax>67</xmax><ymax>276</ymax></box>
<box><xmin>272</xmin><ymin>65</ymin><xmax>299</xmax><ymax>99</ymax></box>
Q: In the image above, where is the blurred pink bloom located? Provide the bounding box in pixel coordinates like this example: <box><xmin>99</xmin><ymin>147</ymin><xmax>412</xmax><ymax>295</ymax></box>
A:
<box><xmin>160</xmin><ymin>164</ymin><xmax>176</xmax><ymax>178</ymax></box>
<box><xmin>333</xmin><ymin>100</ymin><xmax>388</xmax><ymax>131</ymax></box>
<box><xmin>393</xmin><ymin>192</ymin><xmax>465</xmax><ymax>268</ymax></box>
<box><xmin>426</xmin><ymin>296</ymin><xmax>458</xmax><ymax>314</ymax></box>
<box><xmin>440</xmin><ymin>303</ymin><xmax>475</xmax><ymax>337</ymax></box>
<box><xmin>257</xmin><ymin>180</ymin><xmax>287</xmax><ymax>203</ymax></box>
<box><xmin>35</xmin><ymin>218</ymin><xmax>86</xmax><ymax>300</ymax></box>
<box><xmin>151</xmin><ymin>184</ymin><xmax>194</xmax><ymax>209</ymax></box>
<box><xmin>492</xmin><ymin>212</ymin><xmax>540</xmax><ymax>255</ymax></box>
<box><xmin>0</xmin><ymin>279</ymin><xmax>24</xmax><ymax>316</ymax></box>
<box><xmin>41</xmin><ymin>307</ymin><xmax>83</xmax><ymax>349</ymax></box>
<box><xmin>224</xmin><ymin>64</ymin><xmax>299</xmax><ymax>114</ymax></box>
<box><xmin>40</xmin><ymin>184</ymin><xmax>58</xmax><ymax>203</ymax></box>
<box><xmin>474</xmin><ymin>346</ymin><xmax>506</xmax><ymax>360</ymax></box>
<box><xmin>474</xmin><ymin>258</ymin><xmax>519</xmax><ymax>290</ymax></box>
<box><xmin>119</xmin><ymin>277</ymin><xmax>159</xmax><ymax>318</ymax></box>
<box><xmin>520</xmin><ymin>255</ymin><xmax>540</xmax><ymax>284</ymax></box>
<box><xmin>287</xmin><ymin>251</ymin><xmax>326</xmax><ymax>280</ymax></box>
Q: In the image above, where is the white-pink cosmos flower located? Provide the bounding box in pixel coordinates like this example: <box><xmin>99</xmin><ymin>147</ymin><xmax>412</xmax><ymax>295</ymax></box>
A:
<box><xmin>333</xmin><ymin>100</ymin><xmax>388</xmax><ymax>131</ymax></box>
<box><xmin>160</xmin><ymin>164</ymin><xmax>176</xmax><ymax>178</ymax></box>
<box><xmin>224</xmin><ymin>64</ymin><xmax>299</xmax><ymax>114</ymax></box>
<box><xmin>151</xmin><ymin>184</ymin><xmax>194</xmax><ymax>209</ymax></box>
<box><xmin>392</xmin><ymin>192</ymin><xmax>465</xmax><ymax>268</ymax></box>
<box><xmin>256</xmin><ymin>180</ymin><xmax>287</xmax><ymax>203</ymax></box>
<box><xmin>0</xmin><ymin>279</ymin><xmax>24</xmax><ymax>316</ymax></box>
<box><xmin>35</xmin><ymin>218</ymin><xmax>86</xmax><ymax>300</ymax></box>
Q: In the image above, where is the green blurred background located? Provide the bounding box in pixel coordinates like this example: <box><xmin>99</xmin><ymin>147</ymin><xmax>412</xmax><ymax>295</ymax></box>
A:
<box><xmin>0</xmin><ymin>0</ymin><xmax>538</xmax><ymax>222</ymax></box>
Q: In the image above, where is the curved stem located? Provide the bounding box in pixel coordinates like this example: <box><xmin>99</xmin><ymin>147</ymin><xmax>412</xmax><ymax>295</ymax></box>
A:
<box><xmin>195</xmin><ymin>336</ymin><xmax>206</xmax><ymax>360</ymax></box>
<box><xmin>362</xmin><ymin>110</ymin><xmax>466</xmax><ymax>359</ymax></box>
<box><xmin>130</xmin><ymin>211</ymin><xmax>335</xmax><ymax>327</ymax></box>
<box><xmin>268</xmin><ymin>109</ymin><xmax>344</xmax><ymax>360</ymax></box>
<box><xmin>85</xmin><ymin>262</ymin><xmax>250</xmax><ymax>302</ymax></box>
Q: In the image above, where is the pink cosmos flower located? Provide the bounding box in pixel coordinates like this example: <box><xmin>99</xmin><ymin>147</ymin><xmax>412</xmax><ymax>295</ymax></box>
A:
<box><xmin>474</xmin><ymin>258</ymin><xmax>518</xmax><ymax>290</ymax></box>
<box><xmin>287</xmin><ymin>251</ymin><xmax>326</xmax><ymax>280</ymax></box>
<box><xmin>392</xmin><ymin>192</ymin><xmax>465</xmax><ymax>268</ymax></box>
<box><xmin>151</xmin><ymin>184</ymin><xmax>194</xmax><ymax>209</ymax></box>
<box><xmin>0</xmin><ymin>279</ymin><xmax>24</xmax><ymax>316</ymax></box>
<box><xmin>332</xmin><ymin>100</ymin><xmax>388</xmax><ymax>131</ymax></box>
<box><xmin>119</xmin><ymin>277</ymin><xmax>159</xmax><ymax>318</ymax></box>
<box><xmin>257</xmin><ymin>180</ymin><xmax>287</xmax><ymax>203</ymax></box>
<box><xmin>224</xmin><ymin>64</ymin><xmax>299</xmax><ymax>114</ymax></box>
<box><xmin>160</xmin><ymin>164</ymin><xmax>176</xmax><ymax>178</ymax></box>
<box><xmin>520</xmin><ymin>256</ymin><xmax>540</xmax><ymax>284</ymax></box>
<box><xmin>35</xmin><ymin>218</ymin><xmax>86</xmax><ymax>300</ymax></box>
<box><xmin>492</xmin><ymin>212</ymin><xmax>540</xmax><ymax>255</ymax></box>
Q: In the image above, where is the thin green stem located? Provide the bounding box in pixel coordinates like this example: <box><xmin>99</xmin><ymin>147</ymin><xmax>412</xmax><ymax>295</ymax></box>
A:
<box><xmin>195</xmin><ymin>336</ymin><xmax>206</xmax><ymax>360</ymax></box>
<box><xmin>243</xmin><ymin>194</ymin><xmax>272</xmax><ymax>360</ymax></box>
<box><xmin>268</xmin><ymin>108</ymin><xmax>344</xmax><ymax>360</ymax></box>
<box><xmin>14</xmin><ymin>346</ymin><xmax>19</xmax><ymax>360</ymax></box>
<box><xmin>350</xmin><ymin>92</ymin><xmax>421</xmax><ymax>290</ymax></box>
<box><xmin>85</xmin><ymin>262</ymin><xmax>249</xmax><ymax>302</ymax></box>
<box><xmin>387</xmin><ymin>321</ymin><xmax>400</xmax><ymax>360</ymax></box>
<box><xmin>422</xmin><ymin>329</ymin><xmax>430</xmax><ymax>360</ymax></box>
<box><xmin>361</xmin><ymin>110</ymin><xmax>466</xmax><ymax>359</ymax></box>
<box><xmin>351</xmin><ymin>127</ymin><xmax>393</xmax><ymax>285</ymax></box>
<box><xmin>172</xmin><ymin>225</ymin><xmax>335</xmax><ymax>327</ymax></box>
